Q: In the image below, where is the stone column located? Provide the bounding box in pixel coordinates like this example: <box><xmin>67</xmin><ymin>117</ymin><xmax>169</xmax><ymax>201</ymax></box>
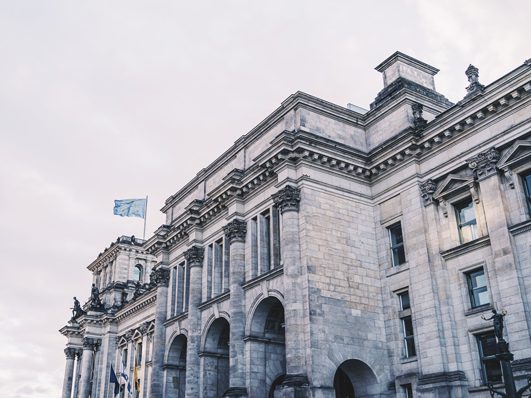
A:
<box><xmin>223</xmin><ymin>219</ymin><xmax>248</xmax><ymax>397</ymax></box>
<box><xmin>62</xmin><ymin>347</ymin><xmax>76</xmax><ymax>398</ymax></box>
<box><xmin>272</xmin><ymin>185</ymin><xmax>310</xmax><ymax>396</ymax></box>
<box><xmin>149</xmin><ymin>266</ymin><xmax>171</xmax><ymax>397</ymax></box>
<box><xmin>184</xmin><ymin>246</ymin><xmax>204</xmax><ymax>398</ymax></box>
<box><xmin>78</xmin><ymin>337</ymin><xmax>100</xmax><ymax>398</ymax></box>
<box><xmin>72</xmin><ymin>349</ymin><xmax>82</xmax><ymax>398</ymax></box>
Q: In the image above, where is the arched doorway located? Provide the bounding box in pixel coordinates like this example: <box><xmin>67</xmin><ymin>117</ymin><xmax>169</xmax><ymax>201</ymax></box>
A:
<box><xmin>334</xmin><ymin>360</ymin><xmax>379</xmax><ymax>398</ymax></box>
<box><xmin>202</xmin><ymin>317</ymin><xmax>230</xmax><ymax>397</ymax></box>
<box><xmin>247</xmin><ymin>296</ymin><xmax>286</xmax><ymax>397</ymax></box>
<box><xmin>165</xmin><ymin>334</ymin><xmax>187</xmax><ymax>398</ymax></box>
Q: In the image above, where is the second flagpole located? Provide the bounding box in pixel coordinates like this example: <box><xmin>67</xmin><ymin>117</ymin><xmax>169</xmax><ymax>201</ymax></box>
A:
<box><xmin>143</xmin><ymin>196</ymin><xmax>148</xmax><ymax>240</ymax></box>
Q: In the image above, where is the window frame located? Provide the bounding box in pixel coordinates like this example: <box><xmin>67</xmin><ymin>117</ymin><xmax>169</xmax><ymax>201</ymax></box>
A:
<box><xmin>388</xmin><ymin>222</ymin><xmax>406</xmax><ymax>267</ymax></box>
<box><xmin>476</xmin><ymin>331</ymin><xmax>502</xmax><ymax>385</ymax></box>
<box><xmin>522</xmin><ymin>170</ymin><xmax>531</xmax><ymax>216</ymax></box>
<box><xmin>397</xmin><ymin>290</ymin><xmax>416</xmax><ymax>359</ymax></box>
<box><xmin>465</xmin><ymin>267</ymin><xmax>490</xmax><ymax>309</ymax></box>
<box><xmin>454</xmin><ymin>197</ymin><xmax>478</xmax><ymax>244</ymax></box>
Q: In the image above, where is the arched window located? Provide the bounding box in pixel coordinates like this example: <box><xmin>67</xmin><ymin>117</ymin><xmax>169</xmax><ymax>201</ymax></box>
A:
<box><xmin>133</xmin><ymin>264</ymin><xmax>143</xmax><ymax>282</ymax></box>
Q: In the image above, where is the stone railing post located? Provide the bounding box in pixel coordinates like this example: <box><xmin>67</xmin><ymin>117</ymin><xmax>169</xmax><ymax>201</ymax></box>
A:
<box><xmin>184</xmin><ymin>246</ymin><xmax>204</xmax><ymax>397</ymax></box>
<box><xmin>149</xmin><ymin>266</ymin><xmax>171</xmax><ymax>397</ymax></box>
<box><xmin>61</xmin><ymin>347</ymin><xmax>76</xmax><ymax>398</ymax></box>
<box><xmin>272</xmin><ymin>185</ymin><xmax>310</xmax><ymax>396</ymax></box>
<box><xmin>78</xmin><ymin>337</ymin><xmax>100</xmax><ymax>398</ymax></box>
<box><xmin>222</xmin><ymin>219</ymin><xmax>248</xmax><ymax>397</ymax></box>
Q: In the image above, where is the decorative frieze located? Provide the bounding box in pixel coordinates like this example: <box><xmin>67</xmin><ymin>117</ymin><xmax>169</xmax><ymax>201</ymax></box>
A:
<box><xmin>223</xmin><ymin>219</ymin><xmax>247</xmax><ymax>244</ymax></box>
<box><xmin>184</xmin><ymin>246</ymin><xmax>205</xmax><ymax>267</ymax></box>
<box><xmin>466</xmin><ymin>147</ymin><xmax>500</xmax><ymax>179</ymax></box>
<box><xmin>419</xmin><ymin>179</ymin><xmax>437</xmax><ymax>206</ymax></box>
<box><xmin>272</xmin><ymin>185</ymin><xmax>301</xmax><ymax>213</ymax></box>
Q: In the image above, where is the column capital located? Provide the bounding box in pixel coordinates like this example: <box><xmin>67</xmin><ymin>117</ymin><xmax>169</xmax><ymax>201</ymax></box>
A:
<box><xmin>466</xmin><ymin>147</ymin><xmax>500</xmax><ymax>179</ymax></box>
<box><xmin>223</xmin><ymin>219</ymin><xmax>247</xmax><ymax>244</ymax></box>
<box><xmin>184</xmin><ymin>246</ymin><xmax>204</xmax><ymax>268</ymax></box>
<box><xmin>272</xmin><ymin>185</ymin><xmax>300</xmax><ymax>213</ymax></box>
<box><xmin>419</xmin><ymin>179</ymin><xmax>437</xmax><ymax>206</ymax></box>
<box><xmin>150</xmin><ymin>267</ymin><xmax>171</xmax><ymax>287</ymax></box>
<box><xmin>64</xmin><ymin>347</ymin><xmax>76</xmax><ymax>359</ymax></box>
<box><xmin>82</xmin><ymin>337</ymin><xmax>100</xmax><ymax>351</ymax></box>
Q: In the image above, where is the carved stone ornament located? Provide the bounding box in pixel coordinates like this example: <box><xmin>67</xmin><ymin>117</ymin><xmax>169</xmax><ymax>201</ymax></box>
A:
<box><xmin>138</xmin><ymin>321</ymin><xmax>150</xmax><ymax>335</ymax></box>
<box><xmin>465</xmin><ymin>64</ymin><xmax>485</xmax><ymax>97</ymax></box>
<box><xmin>419</xmin><ymin>179</ymin><xmax>438</xmax><ymax>206</ymax></box>
<box><xmin>124</xmin><ymin>330</ymin><xmax>134</xmax><ymax>341</ymax></box>
<box><xmin>82</xmin><ymin>337</ymin><xmax>100</xmax><ymax>350</ymax></box>
<box><xmin>223</xmin><ymin>219</ymin><xmax>247</xmax><ymax>244</ymax></box>
<box><xmin>411</xmin><ymin>102</ymin><xmax>428</xmax><ymax>137</ymax></box>
<box><xmin>64</xmin><ymin>347</ymin><xmax>76</xmax><ymax>359</ymax></box>
<box><xmin>184</xmin><ymin>246</ymin><xmax>205</xmax><ymax>267</ymax></box>
<box><xmin>272</xmin><ymin>185</ymin><xmax>301</xmax><ymax>213</ymax></box>
<box><xmin>466</xmin><ymin>147</ymin><xmax>500</xmax><ymax>179</ymax></box>
<box><xmin>151</xmin><ymin>268</ymin><xmax>170</xmax><ymax>287</ymax></box>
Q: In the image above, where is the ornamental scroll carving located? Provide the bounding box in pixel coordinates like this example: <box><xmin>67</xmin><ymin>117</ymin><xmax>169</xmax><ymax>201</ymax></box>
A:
<box><xmin>466</xmin><ymin>147</ymin><xmax>500</xmax><ymax>179</ymax></box>
<box><xmin>82</xmin><ymin>337</ymin><xmax>100</xmax><ymax>350</ymax></box>
<box><xmin>64</xmin><ymin>347</ymin><xmax>76</xmax><ymax>359</ymax></box>
<box><xmin>223</xmin><ymin>219</ymin><xmax>247</xmax><ymax>244</ymax></box>
<box><xmin>184</xmin><ymin>246</ymin><xmax>204</xmax><ymax>268</ymax></box>
<box><xmin>150</xmin><ymin>268</ymin><xmax>170</xmax><ymax>287</ymax></box>
<box><xmin>272</xmin><ymin>185</ymin><xmax>301</xmax><ymax>213</ymax></box>
<box><xmin>419</xmin><ymin>179</ymin><xmax>437</xmax><ymax>206</ymax></box>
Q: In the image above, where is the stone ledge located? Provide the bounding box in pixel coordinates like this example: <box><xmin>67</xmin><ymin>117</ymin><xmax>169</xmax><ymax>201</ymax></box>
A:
<box><xmin>464</xmin><ymin>304</ymin><xmax>493</xmax><ymax>317</ymax></box>
<box><xmin>440</xmin><ymin>236</ymin><xmax>490</xmax><ymax>260</ymax></box>
<box><xmin>198</xmin><ymin>291</ymin><xmax>230</xmax><ymax>311</ymax></box>
<box><xmin>242</xmin><ymin>267</ymin><xmax>284</xmax><ymax>290</ymax></box>
<box><xmin>509</xmin><ymin>219</ymin><xmax>531</xmax><ymax>236</ymax></box>
<box><xmin>418</xmin><ymin>371</ymin><xmax>467</xmax><ymax>387</ymax></box>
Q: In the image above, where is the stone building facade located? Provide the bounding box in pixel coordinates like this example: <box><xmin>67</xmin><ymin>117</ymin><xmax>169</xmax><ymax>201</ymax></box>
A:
<box><xmin>60</xmin><ymin>52</ymin><xmax>531</xmax><ymax>398</ymax></box>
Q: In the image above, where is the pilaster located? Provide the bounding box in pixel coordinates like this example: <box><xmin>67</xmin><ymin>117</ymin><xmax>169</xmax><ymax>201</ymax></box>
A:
<box><xmin>184</xmin><ymin>245</ymin><xmax>204</xmax><ymax>397</ymax></box>
<box><xmin>62</xmin><ymin>347</ymin><xmax>76</xmax><ymax>398</ymax></box>
<box><xmin>78</xmin><ymin>337</ymin><xmax>100</xmax><ymax>398</ymax></box>
<box><xmin>272</xmin><ymin>185</ymin><xmax>310</xmax><ymax>397</ymax></box>
<box><xmin>223</xmin><ymin>219</ymin><xmax>248</xmax><ymax>397</ymax></box>
<box><xmin>149</xmin><ymin>265</ymin><xmax>171</xmax><ymax>397</ymax></box>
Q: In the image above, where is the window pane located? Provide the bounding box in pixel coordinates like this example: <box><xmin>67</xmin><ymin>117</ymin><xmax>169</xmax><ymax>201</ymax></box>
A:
<box><xmin>405</xmin><ymin>336</ymin><xmax>416</xmax><ymax>357</ymax></box>
<box><xmin>390</xmin><ymin>224</ymin><xmax>403</xmax><ymax>245</ymax></box>
<box><xmin>475</xmin><ymin>288</ymin><xmax>490</xmax><ymax>306</ymax></box>
<box><xmin>524</xmin><ymin>172</ymin><xmax>531</xmax><ymax>214</ymax></box>
<box><xmin>403</xmin><ymin>316</ymin><xmax>414</xmax><ymax>336</ymax></box>
<box><xmin>457</xmin><ymin>200</ymin><xmax>475</xmax><ymax>224</ymax></box>
<box><xmin>399</xmin><ymin>292</ymin><xmax>410</xmax><ymax>310</ymax></box>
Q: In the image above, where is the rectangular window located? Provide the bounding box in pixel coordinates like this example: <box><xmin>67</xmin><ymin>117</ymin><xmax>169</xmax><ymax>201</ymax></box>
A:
<box><xmin>455</xmin><ymin>199</ymin><xmax>478</xmax><ymax>243</ymax></box>
<box><xmin>388</xmin><ymin>223</ymin><xmax>406</xmax><ymax>266</ymax></box>
<box><xmin>476</xmin><ymin>332</ymin><xmax>502</xmax><ymax>384</ymax></box>
<box><xmin>250</xmin><ymin>206</ymin><xmax>282</xmax><ymax>279</ymax></box>
<box><xmin>402</xmin><ymin>384</ymin><xmax>413</xmax><ymax>398</ymax></box>
<box><xmin>466</xmin><ymin>268</ymin><xmax>489</xmax><ymax>308</ymax></box>
<box><xmin>398</xmin><ymin>291</ymin><xmax>416</xmax><ymax>358</ymax></box>
<box><xmin>523</xmin><ymin>171</ymin><xmax>531</xmax><ymax>215</ymax></box>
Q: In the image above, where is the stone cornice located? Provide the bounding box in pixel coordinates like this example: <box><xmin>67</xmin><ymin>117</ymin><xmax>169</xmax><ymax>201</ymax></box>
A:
<box><xmin>440</xmin><ymin>236</ymin><xmax>491</xmax><ymax>260</ymax></box>
<box><xmin>115</xmin><ymin>290</ymin><xmax>157</xmax><ymax>322</ymax></box>
<box><xmin>509</xmin><ymin>220</ymin><xmax>531</xmax><ymax>236</ymax></box>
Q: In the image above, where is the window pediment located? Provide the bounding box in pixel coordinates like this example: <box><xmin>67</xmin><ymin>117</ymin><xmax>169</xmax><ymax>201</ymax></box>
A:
<box><xmin>497</xmin><ymin>140</ymin><xmax>531</xmax><ymax>188</ymax></box>
<box><xmin>433</xmin><ymin>174</ymin><xmax>475</xmax><ymax>202</ymax></box>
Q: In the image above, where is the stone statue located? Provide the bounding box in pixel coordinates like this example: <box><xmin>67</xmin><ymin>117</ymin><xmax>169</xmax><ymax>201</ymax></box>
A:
<box><xmin>90</xmin><ymin>283</ymin><xmax>102</xmax><ymax>309</ymax></box>
<box><xmin>71</xmin><ymin>296</ymin><xmax>84</xmax><ymax>319</ymax></box>
<box><xmin>482</xmin><ymin>309</ymin><xmax>506</xmax><ymax>341</ymax></box>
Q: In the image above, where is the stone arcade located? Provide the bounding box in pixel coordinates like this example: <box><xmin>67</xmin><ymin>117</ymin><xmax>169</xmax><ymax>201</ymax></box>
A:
<box><xmin>60</xmin><ymin>52</ymin><xmax>531</xmax><ymax>397</ymax></box>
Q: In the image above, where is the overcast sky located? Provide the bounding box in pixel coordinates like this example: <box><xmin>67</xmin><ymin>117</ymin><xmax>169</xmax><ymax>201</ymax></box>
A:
<box><xmin>1</xmin><ymin>1</ymin><xmax>530</xmax><ymax>397</ymax></box>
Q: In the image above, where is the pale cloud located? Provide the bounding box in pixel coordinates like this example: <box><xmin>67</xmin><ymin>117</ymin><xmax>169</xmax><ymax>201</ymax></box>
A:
<box><xmin>1</xmin><ymin>1</ymin><xmax>529</xmax><ymax>396</ymax></box>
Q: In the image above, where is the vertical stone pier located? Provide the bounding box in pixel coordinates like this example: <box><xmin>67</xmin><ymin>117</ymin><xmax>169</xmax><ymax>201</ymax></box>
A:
<box><xmin>184</xmin><ymin>245</ymin><xmax>204</xmax><ymax>397</ymax></box>
<box><xmin>78</xmin><ymin>337</ymin><xmax>100</xmax><ymax>398</ymax></box>
<box><xmin>62</xmin><ymin>347</ymin><xmax>76</xmax><ymax>398</ymax></box>
<box><xmin>149</xmin><ymin>265</ymin><xmax>171</xmax><ymax>397</ymax></box>
<box><xmin>272</xmin><ymin>185</ymin><xmax>310</xmax><ymax>397</ymax></box>
<box><xmin>223</xmin><ymin>219</ymin><xmax>248</xmax><ymax>397</ymax></box>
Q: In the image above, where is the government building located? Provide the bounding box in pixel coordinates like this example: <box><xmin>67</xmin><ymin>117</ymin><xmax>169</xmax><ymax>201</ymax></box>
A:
<box><xmin>60</xmin><ymin>52</ymin><xmax>531</xmax><ymax>398</ymax></box>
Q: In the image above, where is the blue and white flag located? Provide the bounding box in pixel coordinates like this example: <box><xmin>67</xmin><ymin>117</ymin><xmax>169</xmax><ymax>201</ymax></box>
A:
<box><xmin>113</xmin><ymin>199</ymin><xmax>146</xmax><ymax>218</ymax></box>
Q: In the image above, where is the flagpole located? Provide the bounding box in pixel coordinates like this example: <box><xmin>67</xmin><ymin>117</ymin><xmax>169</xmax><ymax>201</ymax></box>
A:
<box><xmin>143</xmin><ymin>196</ymin><xmax>148</xmax><ymax>240</ymax></box>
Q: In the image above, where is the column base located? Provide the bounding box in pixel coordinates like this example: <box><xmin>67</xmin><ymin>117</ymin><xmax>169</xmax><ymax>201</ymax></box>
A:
<box><xmin>223</xmin><ymin>386</ymin><xmax>248</xmax><ymax>397</ymax></box>
<box><xmin>280</xmin><ymin>374</ymin><xmax>310</xmax><ymax>398</ymax></box>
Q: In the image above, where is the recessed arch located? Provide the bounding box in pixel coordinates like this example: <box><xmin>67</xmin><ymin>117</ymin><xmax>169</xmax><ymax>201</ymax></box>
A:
<box><xmin>164</xmin><ymin>334</ymin><xmax>187</xmax><ymax>398</ymax></box>
<box><xmin>245</xmin><ymin>290</ymin><xmax>284</xmax><ymax>335</ymax></box>
<box><xmin>247</xmin><ymin>296</ymin><xmax>286</xmax><ymax>397</ymax></box>
<box><xmin>333</xmin><ymin>359</ymin><xmax>379</xmax><ymax>398</ymax></box>
<box><xmin>202</xmin><ymin>317</ymin><xmax>230</xmax><ymax>397</ymax></box>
